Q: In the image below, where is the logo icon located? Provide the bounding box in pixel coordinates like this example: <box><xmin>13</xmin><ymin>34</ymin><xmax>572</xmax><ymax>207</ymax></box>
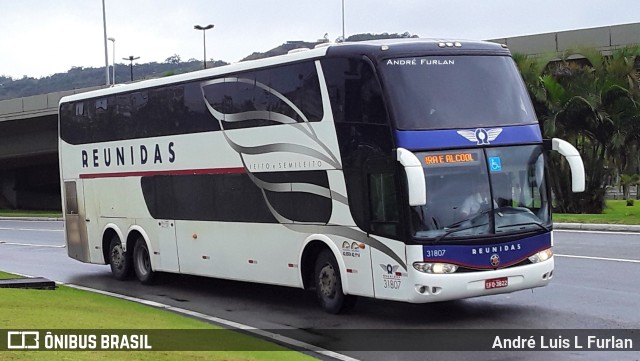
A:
<box><xmin>457</xmin><ymin>128</ymin><xmax>503</xmax><ymax>145</ymax></box>
<box><xmin>488</xmin><ymin>156</ymin><xmax>502</xmax><ymax>172</ymax></box>
<box><xmin>490</xmin><ymin>254</ymin><xmax>501</xmax><ymax>267</ymax></box>
<box><xmin>7</xmin><ymin>331</ymin><xmax>40</xmax><ymax>349</ymax></box>
<box><xmin>380</xmin><ymin>264</ymin><xmax>399</xmax><ymax>275</ymax></box>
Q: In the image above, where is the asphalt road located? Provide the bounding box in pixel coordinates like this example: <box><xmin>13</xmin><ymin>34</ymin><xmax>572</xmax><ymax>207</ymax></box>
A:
<box><xmin>1</xmin><ymin>219</ymin><xmax>639</xmax><ymax>360</ymax></box>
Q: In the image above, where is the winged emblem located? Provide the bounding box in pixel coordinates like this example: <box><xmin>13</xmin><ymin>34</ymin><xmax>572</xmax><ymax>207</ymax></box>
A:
<box><xmin>380</xmin><ymin>264</ymin><xmax>399</xmax><ymax>275</ymax></box>
<box><xmin>457</xmin><ymin>128</ymin><xmax>503</xmax><ymax>145</ymax></box>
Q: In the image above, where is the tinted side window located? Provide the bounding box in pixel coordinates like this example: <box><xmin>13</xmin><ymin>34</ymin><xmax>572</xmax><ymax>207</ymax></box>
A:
<box><xmin>322</xmin><ymin>57</ymin><xmax>394</xmax><ymax>232</ymax></box>
<box><xmin>60</xmin><ymin>82</ymin><xmax>218</xmax><ymax>145</ymax></box>
<box><xmin>369</xmin><ymin>172</ymin><xmax>400</xmax><ymax>237</ymax></box>
<box><xmin>140</xmin><ymin>171</ymin><xmax>330</xmax><ymax>224</ymax></box>
<box><xmin>321</xmin><ymin>58</ymin><xmax>388</xmax><ymax>125</ymax></box>
<box><xmin>201</xmin><ymin>61</ymin><xmax>323</xmax><ymax>130</ymax></box>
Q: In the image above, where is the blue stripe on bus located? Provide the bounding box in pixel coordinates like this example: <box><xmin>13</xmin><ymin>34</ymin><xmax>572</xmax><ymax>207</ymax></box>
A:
<box><xmin>395</xmin><ymin>124</ymin><xmax>542</xmax><ymax>150</ymax></box>
<box><xmin>422</xmin><ymin>233</ymin><xmax>551</xmax><ymax>269</ymax></box>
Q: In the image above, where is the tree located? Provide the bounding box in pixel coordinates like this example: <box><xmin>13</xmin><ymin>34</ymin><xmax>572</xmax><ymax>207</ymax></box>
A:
<box><xmin>515</xmin><ymin>46</ymin><xmax>640</xmax><ymax>213</ymax></box>
<box><xmin>165</xmin><ymin>54</ymin><xmax>181</xmax><ymax>64</ymax></box>
<box><xmin>619</xmin><ymin>174</ymin><xmax>640</xmax><ymax>200</ymax></box>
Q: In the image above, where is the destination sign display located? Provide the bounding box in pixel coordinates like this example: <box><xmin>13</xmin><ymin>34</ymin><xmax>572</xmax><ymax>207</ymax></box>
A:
<box><xmin>422</xmin><ymin>151</ymin><xmax>481</xmax><ymax>167</ymax></box>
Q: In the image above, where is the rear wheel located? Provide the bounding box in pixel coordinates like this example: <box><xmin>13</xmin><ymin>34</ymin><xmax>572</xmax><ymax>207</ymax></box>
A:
<box><xmin>133</xmin><ymin>238</ymin><xmax>155</xmax><ymax>284</ymax></box>
<box><xmin>314</xmin><ymin>249</ymin><xmax>356</xmax><ymax>314</ymax></box>
<box><xmin>109</xmin><ymin>236</ymin><xmax>131</xmax><ymax>280</ymax></box>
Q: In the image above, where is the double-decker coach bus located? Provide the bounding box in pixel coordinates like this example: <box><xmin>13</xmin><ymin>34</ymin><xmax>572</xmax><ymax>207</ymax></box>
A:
<box><xmin>59</xmin><ymin>39</ymin><xmax>585</xmax><ymax>313</ymax></box>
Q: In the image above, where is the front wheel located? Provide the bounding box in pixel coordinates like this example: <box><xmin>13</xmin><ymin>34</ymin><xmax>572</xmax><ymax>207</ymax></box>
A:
<box><xmin>133</xmin><ymin>238</ymin><xmax>155</xmax><ymax>284</ymax></box>
<box><xmin>314</xmin><ymin>249</ymin><xmax>356</xmax><ymax>314</ymax></box>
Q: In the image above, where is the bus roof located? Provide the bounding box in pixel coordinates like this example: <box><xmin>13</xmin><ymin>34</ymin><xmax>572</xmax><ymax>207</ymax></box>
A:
<box><xmin>59</xmin><ymin>38</ymin><xmax>509</xmax><ymax>105</ymax></box>
<box><xmin>326</xmin><ymin>38</ymin><xmax>510</xmax><ymax>60</ymax></box>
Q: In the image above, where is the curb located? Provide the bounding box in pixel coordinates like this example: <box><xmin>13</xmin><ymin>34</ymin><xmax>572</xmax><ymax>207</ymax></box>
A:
<box><xmin>553</xmin><ymin>223</ymin><xmax>640</xmax><ymax>233</ymax></box>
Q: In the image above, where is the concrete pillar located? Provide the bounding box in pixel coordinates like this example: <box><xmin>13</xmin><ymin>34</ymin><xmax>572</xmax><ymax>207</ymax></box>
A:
<box><xmin>0</xmin><ymin>170</ymin><xmax>17</xmax><ymax>209</ymax></box>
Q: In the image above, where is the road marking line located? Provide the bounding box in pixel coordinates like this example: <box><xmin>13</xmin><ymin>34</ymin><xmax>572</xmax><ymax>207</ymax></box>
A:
<box><xmin>60</xmin><ymin>283</ymin><xmax>360</xmax><ymax>361</ymax></box>
<box><xmin>0</xmin><ymin>227</ymin><xmax>64</xmax><ymax>232</ymax></box>
<box><xmin>556</xmin><ymin>254</ymin><xmax>640</xmax><ymax>263</ymax></box>
<box><xmin>0</xmin><ymin>241</ymin><xmax>65</xmax><ymax>248</ymax></box>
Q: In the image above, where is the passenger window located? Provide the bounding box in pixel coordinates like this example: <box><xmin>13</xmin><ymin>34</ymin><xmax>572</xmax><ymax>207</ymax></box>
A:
<box><xmin>368</xmin><ymin>172</ymin><xmax>400</xmax><ymax>238</ymax></box>
<box><xmin>322</xmin><ymin>58</ymin><xmax>388</xmax><ymax>125</ymax></box>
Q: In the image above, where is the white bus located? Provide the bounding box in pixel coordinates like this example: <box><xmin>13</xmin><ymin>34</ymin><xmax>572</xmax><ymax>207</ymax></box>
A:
<box><xmin>59</xmin><ymin>39</ymin><xmax>584</xmax><ymax>313</ymax></box>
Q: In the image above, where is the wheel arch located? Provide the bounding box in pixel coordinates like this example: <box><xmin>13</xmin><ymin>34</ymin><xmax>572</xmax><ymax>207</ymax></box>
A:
<box><xmin>126</xmin><ymin>225</ymin><xmax>153</xmax><ymax>269</ymax></box>
<box><xmin>299</xmin><ymin>235</ymin><xmax>350</xmax><ymax>294</ymax></box>
<box><xmin>101</xmin><ymin>224</ymin><xmax>125</xmax><ymax>265</ymax></box>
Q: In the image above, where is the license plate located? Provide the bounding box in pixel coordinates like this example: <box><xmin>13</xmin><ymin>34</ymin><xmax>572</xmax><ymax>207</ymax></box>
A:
<box><xmin>485</xmin><ymin>277</ymin><xmax>508</xmax><ymax>289</ymax></box>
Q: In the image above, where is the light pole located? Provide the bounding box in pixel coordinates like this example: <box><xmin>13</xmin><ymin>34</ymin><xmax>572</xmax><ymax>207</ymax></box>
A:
<box><xmin>341</xmin><ymin>0</ymin><xmax>345</xmax><ymax>42</ymax></box>
<box><xmin>108</xmin><ymin>37</ymin><xmax>116</xmax><ymax>85</ymax></box>
<box><xmin>123</xmin><ymin>55</ymin><xmax>140</xmax><ymax>81</ymax></box>
<box><xmin>101</xmin><ymin>0</ymin><xmax>109</xmax><ymax>85</ymax></box>
<box><xmin>193</xmin><ymin>24</ymin><xmax>214</xmax><ymax>69</ymax></box>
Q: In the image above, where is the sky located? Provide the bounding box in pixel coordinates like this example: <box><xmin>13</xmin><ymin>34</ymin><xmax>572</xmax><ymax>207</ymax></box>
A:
<box><xmin>1</xmin><ymin>0</ymin><xmax>639</xmax><ymax>79</ymax></box>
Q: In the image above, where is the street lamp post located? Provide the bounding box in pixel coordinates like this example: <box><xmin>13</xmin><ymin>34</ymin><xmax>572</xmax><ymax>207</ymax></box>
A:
<box><xmin>342</xmin><ymin>0</ymin><xmax>345</xmax><ymax>42</ymax></box>
<box><xmin>123</xmin><ymin>55</ymin><xmax>140</xmax><ymax>81</ymax></box>
<box><xmin>108</xmin><ymin>37</ymin><xmax>116</xmax><ymax>85</ymax></box>
<box><xmin>101</xmin><ymin>0</ymin><xmax>109</xmax><ymax>86</ymax></box>
<box><xmin>193</xmin><ymin>24</ymin><xmax>214</xmax><ymax>69</ymax></box>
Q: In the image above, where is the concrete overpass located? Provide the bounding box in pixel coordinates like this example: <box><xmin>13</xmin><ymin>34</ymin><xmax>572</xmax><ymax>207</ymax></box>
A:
<box><xmin>1</xmin><ymin>22</ymin><xmax>638</xmax><ymax>210</ymax></box>
<box><xmin>0</xmin><ymin>86</ymin><xmax>101</xmax><ymax>209</ymax></box>
<box><xmin>488</xmin><ymin>22</ymin><xmax>640</xmax><ymax>57</ymax></box>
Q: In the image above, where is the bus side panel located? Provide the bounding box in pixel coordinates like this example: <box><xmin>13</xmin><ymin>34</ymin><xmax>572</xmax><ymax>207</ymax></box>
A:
<box><xmin>81</xmin><ymin>179</ymin><xmax>108</xmax><ymax>263</ymax></box>
<box><xmin>333</xmin><ymin>235</ymin><xmax>374</xmax><ymax>297</ymax></box>
<box><xmin>85</xmin><ymin>177</ymin><xmax>180</xmax><ymax>272</ymax></box>
<box><xmin>175</xmin><ymin>221</ymin><xmax>303</xmax><ymax>287</ymax></box>
<box><xmin>134</xmin><ymin>217</ymin><xmax>179</xmax><ymax>273</ymax></box>
<box><xmin>370</xmin><ymin>239</ymin><xmax>410</xmax><ymax>301</ymax></box>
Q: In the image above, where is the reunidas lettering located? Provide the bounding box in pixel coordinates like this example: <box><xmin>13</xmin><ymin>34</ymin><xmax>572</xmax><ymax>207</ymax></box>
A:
<box><xmin>81</xmin><ymin>142</ymin><xmax>175</xmax><ymax>168</ymax></box>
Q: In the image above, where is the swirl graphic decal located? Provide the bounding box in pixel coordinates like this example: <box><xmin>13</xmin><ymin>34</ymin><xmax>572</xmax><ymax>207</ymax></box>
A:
<box><xmin>200</xmin><ymin>61</ymin><xmax>406</xmax><ymax>270</ymax></box>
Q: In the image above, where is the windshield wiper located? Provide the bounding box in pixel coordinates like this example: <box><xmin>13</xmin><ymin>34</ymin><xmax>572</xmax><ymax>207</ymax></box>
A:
<box><xmin>444</xmin><ymin>208</ymin><xmax>494</xmax><ymax>230</ymax></box>
<box><xmin>434</xmin><ymin>209</ymin><xmax>492</xmax><ymax>243</ymax></box>
<box><xmin>434</xmin><ymin>222</ymin><xmax>490</xmax><ymax>243</ymax></box>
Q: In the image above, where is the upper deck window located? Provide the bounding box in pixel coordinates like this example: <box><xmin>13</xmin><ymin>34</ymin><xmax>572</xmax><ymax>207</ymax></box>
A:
<box><xmin>380</xmin><ymin>55</ymin><xmax>537</xmax><ymax>130</ymax></box>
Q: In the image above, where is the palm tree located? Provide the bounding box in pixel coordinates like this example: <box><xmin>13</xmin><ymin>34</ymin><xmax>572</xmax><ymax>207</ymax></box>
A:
<box><xmin>619</xmin><ymin>174</ymin><xmax>640</xmax><ymax>200</ymax></box>
<box><xmin>514</xmin><ymin>46</ymin><xmax>640</xmax><ymax>213</ymax></box>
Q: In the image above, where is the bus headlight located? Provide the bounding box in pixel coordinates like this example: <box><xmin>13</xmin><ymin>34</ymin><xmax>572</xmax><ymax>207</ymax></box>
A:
<box><xmin>528</xmin><ymin>248</ymin><xmax>553</xmax><ymax>263</ymax></box>
<box><xmin>413</xmin><ymin>262</ymin><xmax>458</xmax><ymax>274</ymax></box>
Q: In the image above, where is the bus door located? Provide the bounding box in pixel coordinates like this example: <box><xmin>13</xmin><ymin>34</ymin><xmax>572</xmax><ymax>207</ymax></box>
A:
<box><xmin>365</xmin><ymin>156</ymin><xmax>410</xmax><ymax>301</ymax></box>
<box><xmin>63</xmin><ymin>180</ymin><xmax>90</xmax><ymax>262</ymax></box>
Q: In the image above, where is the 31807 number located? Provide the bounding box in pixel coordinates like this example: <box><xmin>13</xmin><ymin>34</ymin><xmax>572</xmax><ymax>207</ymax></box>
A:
<box><xmin>424</xmin><ymin>249</ymin><xmax>446</xmax><ymax>258</ymax></box>
<box><xmin>384</xmin><ymin>280</ymin><xmax>401</xmax><ymax>289</ymax></box>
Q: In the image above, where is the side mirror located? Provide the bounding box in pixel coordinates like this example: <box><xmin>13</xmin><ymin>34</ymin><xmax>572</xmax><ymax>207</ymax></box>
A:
<box><xmin>396</xmin><ymin>148</ymin><xmax>427</xmax><ymax>206</ymax></box>
<box><xmin>549</xmin><ymin>138</ymin><xmax>586</xmax><ymax>193</ymax></box>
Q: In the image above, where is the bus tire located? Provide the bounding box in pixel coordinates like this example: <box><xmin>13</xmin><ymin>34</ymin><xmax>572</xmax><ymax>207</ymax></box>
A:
<box><xmin>133</xmin><ymin>238</ymin><xmax>155</xmax><ymax>284</ymax></box>
<box><xmin>109</xmin><ymin>236</ymin><xmax>132</xmax><ymax>280</ymax></box>
<box><xmin>314</xmin><ymin>249</ymin><xmax>356</xmax><ymax>314</ymax></box>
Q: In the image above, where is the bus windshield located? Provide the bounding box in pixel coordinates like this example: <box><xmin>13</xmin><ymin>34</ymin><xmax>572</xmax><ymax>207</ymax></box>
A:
<box><xmin>412</xmin><ymin>145</ymin><xmax>550</xmax><ymax>242</ymax></box>
<box><xmin>380</xmin><ymin>55</ymin><xmax>537</xmax><ymax>130</ymax></box>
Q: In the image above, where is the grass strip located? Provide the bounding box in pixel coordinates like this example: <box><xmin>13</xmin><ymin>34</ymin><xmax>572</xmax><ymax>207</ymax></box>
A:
<box><xmin>554</xmin><ymin>200</ymin><xmax>640</xmax><ymax>224</ymax></box>
<box><xmin>0</xmin><ymin>209</ymin><xmax>61</xmax><ymax>218</ymax></box>
<box><xmin>0</xmin><ymin>272</ymin><xmax>314</xmax><ymax>361</ymax></box>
